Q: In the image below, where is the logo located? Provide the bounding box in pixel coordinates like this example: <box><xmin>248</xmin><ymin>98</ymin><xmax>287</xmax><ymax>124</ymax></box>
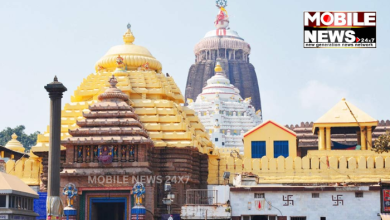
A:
<box><xmin>304</xmin><ymin>12</ymin><xmax>376</xmax><ymax>48</ymax></box>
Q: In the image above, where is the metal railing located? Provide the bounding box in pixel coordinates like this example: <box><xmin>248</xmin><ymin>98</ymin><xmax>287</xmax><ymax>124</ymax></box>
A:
<box><xmin>186</xmin><ymin>189</ymin><xmax>218</xmax><ymax>205</ymax></box>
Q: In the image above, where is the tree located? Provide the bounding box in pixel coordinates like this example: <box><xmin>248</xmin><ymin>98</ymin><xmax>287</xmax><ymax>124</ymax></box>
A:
<box><xmin>0</xmin><ymin>125</ymin><xmax>40</xmax><ymax>152</ymax></box>
<box><xmin>372</xmin><ymin>131</ymin><xmax>390</xmax><ymax>154</ymax></box>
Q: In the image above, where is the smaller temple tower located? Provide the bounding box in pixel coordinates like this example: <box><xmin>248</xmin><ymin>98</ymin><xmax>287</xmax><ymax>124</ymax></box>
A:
<box><xmin>4</xmin><ymin>133</ymin><xmax>25</xmax><ymax>153</ymax></box>
<box><xmin>188</xmin><ymin>63</ymin><xmax>261</xmax><ymax>153</ymax></box>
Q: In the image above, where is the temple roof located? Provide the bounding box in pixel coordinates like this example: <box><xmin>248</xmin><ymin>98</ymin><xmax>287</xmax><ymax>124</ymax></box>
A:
<box><xmin>0</xmin><ymin>172</ymin><xmax>38</xmax><ymax>198</ymax></box>
<box><xmin>4</xmin><ymin>133</ymin><xmax>25</xmax><ymax>153</ymax></box>
<box><xmin>287</xmin><ymin>120</ymin><xmax>390</xmax><ymax>149</ymax></box>
<box><xmin>32</xmin><ymin>25</ymin><xmax>213</xmax><ymax>154</ymax></box>
<box><xmin>245</xmin><ymin>120</ymin><xmax>296</xmax><ymax>138</ymax></box>
<box><xmin>95</xmin><ymin>24</ymin><xmax>162</xmax><ymax>72</ymax></box>
<box><xmin>62</xmin><ymin>75</ymin><xmax>152</xmax><ymax>146</ymax></box>
<box><xmin>313</xmin><ymin>98</ymin><xmax>378</xmax><ymax>133</ymax></box>
<box><xmin>204</xmin><ymin>29</ymin><xmax>243</xmax><ymax>40</ymax></box>
<box><xmin>196</xmin><ymin>62</ymin><xmax>241</xmax><ymax>102</ymax></box>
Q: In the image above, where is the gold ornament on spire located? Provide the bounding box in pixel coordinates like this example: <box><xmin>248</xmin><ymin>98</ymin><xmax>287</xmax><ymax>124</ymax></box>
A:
<box><xmin>123</xmin><ymin>23</ymin><xmax>135</xmax><ymax>44</ymax></box>
<box><xmin>215</xmin><ymin>62</ymin><xmax>223</xmax><ymax>72</ymax></box>
<box><xmin>95</xmin><ymin>24</ymin><xmax>162</xmax><ymax>72</ymax></box>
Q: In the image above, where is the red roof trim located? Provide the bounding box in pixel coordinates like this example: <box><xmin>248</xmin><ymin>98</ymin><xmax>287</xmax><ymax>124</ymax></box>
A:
<box><xmin>244</xmin><ymin>121</ymin><xmax>296</xmax><ymax>138</ymax></box>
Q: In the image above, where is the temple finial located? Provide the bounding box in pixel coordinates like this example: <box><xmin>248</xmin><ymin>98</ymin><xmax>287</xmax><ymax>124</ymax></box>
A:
<box><xmin>215</xmin><ymin>62</ymin><xmax>223</xmax><ymax>72</ymax></box>
<box><xmin>12</xmin><ymin>133</ymin><xmax>17</xmax><ymax>140</ymax></box>
<box><xmin>108</xmin><ymin>74</ymin><xmax>118</xmax><ymax>88</ymax></box>
<box><xmin>123</xmin><ymin>23</ymin><xmax>135</xmax><ymax>44</ymax></box>
<box><xmin>214</xmin><ymin>1</ymin><xmax>229</xmax><ymax>29</ymax></box>
<box><xmin>54</xmin><ymin>76</ymin><xmax>58</xmax><ymax>82</ymax></box>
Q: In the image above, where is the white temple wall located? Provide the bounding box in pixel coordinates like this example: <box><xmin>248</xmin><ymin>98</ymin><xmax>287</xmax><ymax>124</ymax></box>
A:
<box><xmin>230</xmin><ymin>190</ymin><xmax>380</xmax><ymax>220</ymax></box>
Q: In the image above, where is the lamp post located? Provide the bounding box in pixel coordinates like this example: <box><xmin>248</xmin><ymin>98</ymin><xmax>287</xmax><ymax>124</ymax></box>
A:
<box><xmin>162</xmin><ymin>182</ymin><xmax>175</xmax><ymax>215</ymax></box>
<box><xmin>45</xmin><ymin>76</ymin><xmax>67</xmax><ymax>220</ymax></box>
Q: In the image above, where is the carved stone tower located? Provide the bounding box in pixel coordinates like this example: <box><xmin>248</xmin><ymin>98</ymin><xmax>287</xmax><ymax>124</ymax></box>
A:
<box><xmin>185</xmin><ymin>2</ymin><xmax>262</xmax><ymax>113</ymax></box>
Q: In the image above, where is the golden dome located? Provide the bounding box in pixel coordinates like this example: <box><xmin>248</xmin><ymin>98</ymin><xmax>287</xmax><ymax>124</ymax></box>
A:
<box><xmin>5</xmin><ymin>133</ymin><xmax>25</xmax><ymax>153</ymax></box>
<box><xmin>215</xmin><ymin>62</ymin><xmax>223</xmax><ymax>72</ymax></box>
<box><xmin>95</xmin><ymin>24</ymin><xmax>162</xmax><ymax>72</ymax></box>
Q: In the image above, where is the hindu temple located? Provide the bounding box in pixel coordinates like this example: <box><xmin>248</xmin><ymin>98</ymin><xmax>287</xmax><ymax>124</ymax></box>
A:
<box><xmin>30</xmin><ymin>24</ymin><xmax>212</xmax><ymax>220</ymax></box>
<box><xmin>185</xmin><ymin>1</ymin><xmax>262</xmax><ymax>113</ymax></box>
<box><xmin>187</xmin><ymin>63</ymin><xmax>262</xmax><ymax>153</ymax></box>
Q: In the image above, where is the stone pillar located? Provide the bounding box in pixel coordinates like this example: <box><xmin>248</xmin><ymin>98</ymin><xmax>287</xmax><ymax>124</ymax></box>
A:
<box><xmin>326</xmin><ymin>127</ymin><xmax>331</xmax><ymax>150</ymax></box>
<box><xmin>367</xmin><ymin>126</ymin><xmax>372</xmax><ymax>150</ymax></box>
<box><xmin>361</xmin><ymin>127</ymin><xmax>367</xmax><ymax>150</ymax></box>
<box><xmin>318</xmin><ymin>127</ymin><xmax>325</xmax><ymax>150</ymax></box>
<box><xmin>45</xmin><ymin>76</ymin><xmax>67</xmax><ymax>220</ymax></box>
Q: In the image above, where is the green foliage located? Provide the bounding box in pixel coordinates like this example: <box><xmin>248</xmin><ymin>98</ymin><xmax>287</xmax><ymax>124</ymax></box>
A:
<box><xmin>372</xmin><ymin>131</ymin><xmax>390</xmax><ymax>154</ymax></box>
<box><xmin>0</xmin><ymin>125</ymin><xmax>40</xmax><ymax>152</ymax></box>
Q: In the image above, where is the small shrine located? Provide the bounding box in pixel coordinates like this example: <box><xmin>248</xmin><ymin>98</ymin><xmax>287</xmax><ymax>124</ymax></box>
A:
<box><xmin>4</xmin><ymin>133</ymin><xmax>25</xmax><ymax>153</ymax></box>
<box><xmin>188</xmin><ymin>63</ymin><xmax>262</xmax><ymax>153</ymax></box>
<box><xmin>312</xmin><ymin>98</ymin><xmax>378</xmax><ymax>151</ymax></box>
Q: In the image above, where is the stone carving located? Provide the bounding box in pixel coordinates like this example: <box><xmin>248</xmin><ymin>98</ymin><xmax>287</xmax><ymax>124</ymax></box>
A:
<box><xmin>98</xmin><ymin>146</ymin><xmax>113</xmax><ymax>164</ymax></box>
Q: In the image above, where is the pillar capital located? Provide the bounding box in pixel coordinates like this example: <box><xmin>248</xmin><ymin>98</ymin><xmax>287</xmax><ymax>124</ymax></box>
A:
<box><xmin>44</xmin><ymin>76</ymin><xmax>67</xmax><ymax>99</ymax></box>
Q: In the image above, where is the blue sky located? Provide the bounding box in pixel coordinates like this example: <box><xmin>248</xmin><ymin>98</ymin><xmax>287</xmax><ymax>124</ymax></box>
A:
<box><xmin>0</xmin><ymin>0</ymin><xmax>388</xmax><ymax>134</ymax></box>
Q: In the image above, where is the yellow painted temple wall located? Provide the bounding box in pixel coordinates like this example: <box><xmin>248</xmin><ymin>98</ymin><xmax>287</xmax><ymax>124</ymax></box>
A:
<box><xmin>209</xmin><ymin>152</ymin><xmax>390</xmax><ymax>185</ymax></box>
<box><xmin>4</xmin><ymin>157</ymin><xmax>41</xmax><ymax>186</ymax></box>
<box><xmin>243</xmin><ymin>121</ymin><xmax>297</xmax><ymax>159</ymax></box>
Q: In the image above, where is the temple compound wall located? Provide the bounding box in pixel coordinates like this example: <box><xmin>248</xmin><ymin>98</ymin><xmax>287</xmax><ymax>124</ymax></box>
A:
<box><xmin>5</xmin><ymin>157</ymin><xmax>41</xmax><ymax>187</ymax></box>
<box><xmin>209</xmin><ymin>154</ymin><xmax>390</xmax><ymax>185</ymax></box>
<box><xmin>0</xmin><ymin>142</ymin><xmax>41</xmax><ymax>188</ymax></box>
